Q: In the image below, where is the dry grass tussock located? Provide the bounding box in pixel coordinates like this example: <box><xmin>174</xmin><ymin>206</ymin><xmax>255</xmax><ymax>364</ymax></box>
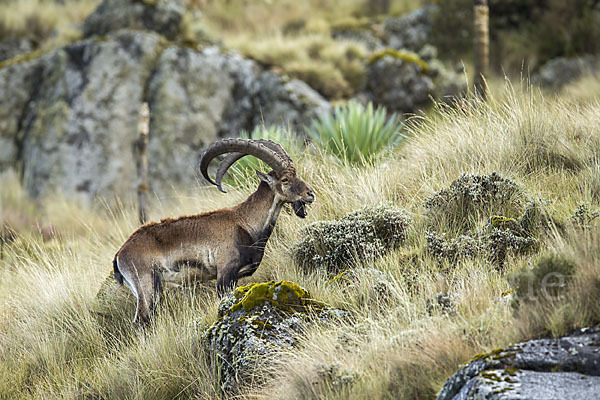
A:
<box><xmin>1</xmin><ymin>81</ymin><xmax>600</xmax><ymax>399</ymax></box>
<box><xmin>0</xmin><ymin>0</ymin><xmax>98</xmax><ymax>49</ymax></box>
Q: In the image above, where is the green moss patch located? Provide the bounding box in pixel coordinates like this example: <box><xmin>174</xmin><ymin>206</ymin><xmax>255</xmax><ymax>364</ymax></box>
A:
<box><xmin>368</xmin><ymin>48</ymin><xmax>429</xmax><ymax>72</ymax></box>
<box><xmin>230</xmin><ymin>281</ymin><xmax>311</xmax><ymax>313</ymax></box>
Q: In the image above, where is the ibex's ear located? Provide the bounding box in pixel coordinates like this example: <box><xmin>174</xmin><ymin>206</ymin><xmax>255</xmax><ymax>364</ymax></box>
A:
<box><xmin>256</xmin><ymin>170</ymin><xmax>276</xmax><ymax>188</ymax></box>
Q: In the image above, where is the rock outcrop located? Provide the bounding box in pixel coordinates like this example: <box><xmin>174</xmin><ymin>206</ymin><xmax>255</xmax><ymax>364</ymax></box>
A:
<box><xmin>437</xmin><ymin>326</ymin><xmax>600</xmax><ymax>400</ymax></box>
<box><xmin>533</xmin><ymin>56</ymin><xmax>597</xmax><ymax>91</ymax></box>
<box><xmin>8</xmin><ymin>31</ymin><xmax>162</xmax><ymax>200</ymax></box>
<box><xmin>0</xmin><ymin>1</ymin><xmax>330</xmax><ymax>201</ymax></box>
<box><xmin>364</xmin><ymin>47</ymin><xmax>466</xmax><ymax>114</ymax></box>
<box><xmin>203</xmin><ymin>281</ymin><xmax>347</xmax><ymax>393</ymax></box>
<box><xmin>383</xmin><ymin>5</ymin><xmax>437</xmax><ymax>52</ymax></box>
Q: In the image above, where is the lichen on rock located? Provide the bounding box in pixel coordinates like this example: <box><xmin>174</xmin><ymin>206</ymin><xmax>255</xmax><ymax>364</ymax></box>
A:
<box><xmin>203</xmin><ymin>280</ymin><xmax>347</xmax><ymax>394</ymax></box>
<box><xmin>293</xmin><ymin>206</ymin><xmax>411</xmax><ymax>273</ymax></box>
<box><xmin>437</xmin><ymin>327</ymin><xmax>600</xmax><ymax>400</ymax></box>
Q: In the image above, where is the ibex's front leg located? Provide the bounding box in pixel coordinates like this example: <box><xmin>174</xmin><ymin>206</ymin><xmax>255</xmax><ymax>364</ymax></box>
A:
<box><xmin>217</xmin><ymin>260</ymin><xmax>240</xmax><ymax>297</ymax></box>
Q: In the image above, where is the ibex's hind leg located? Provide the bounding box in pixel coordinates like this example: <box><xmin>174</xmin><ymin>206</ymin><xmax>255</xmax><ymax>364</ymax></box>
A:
<box><xmin>118</xmin><ymin>261</ymin><xmax>160</xmax><ymax>326</ymax></box>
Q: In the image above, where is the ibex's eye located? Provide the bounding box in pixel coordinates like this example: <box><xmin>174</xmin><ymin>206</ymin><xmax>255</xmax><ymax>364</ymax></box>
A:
<box><xmin>281</xmin><ymin>178</ymin><xmax>289</xmax><ymax>184</ymax></box>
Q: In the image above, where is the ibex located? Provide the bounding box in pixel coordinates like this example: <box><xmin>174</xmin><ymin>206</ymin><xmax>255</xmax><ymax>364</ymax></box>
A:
<box><xmin>112</xmin><ymin>139</ymin><xmax>315</xmax><ymax>324</ymax></box>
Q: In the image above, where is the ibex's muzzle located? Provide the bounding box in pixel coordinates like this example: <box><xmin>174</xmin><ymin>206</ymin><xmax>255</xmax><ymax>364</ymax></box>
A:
<box><xmin>293</xmin><ymin>190</ymin><xmax>314</xmax><ymax>219</ymax></box>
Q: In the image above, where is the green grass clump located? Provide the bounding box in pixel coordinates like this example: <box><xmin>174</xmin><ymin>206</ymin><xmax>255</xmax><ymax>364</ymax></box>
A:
<box><xmin>293</xmin><ymin>206</ymin><xmax>410</xmax><ymax>272</ymax></box>
<box><xmin>306</xmin><ymin>101</ymin><xmax>404</xmax><ymax>165</ymax></box>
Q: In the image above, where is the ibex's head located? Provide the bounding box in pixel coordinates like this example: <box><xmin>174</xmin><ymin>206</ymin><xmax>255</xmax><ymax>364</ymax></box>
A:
<box><xmin>199</xmin><ymin>139</ymin><xmax>315</xmax><ymax>218</ymax></box>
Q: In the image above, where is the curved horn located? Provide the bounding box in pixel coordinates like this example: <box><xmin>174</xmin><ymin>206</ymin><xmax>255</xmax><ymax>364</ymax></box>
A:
<box><xmin>214</xmin><ymin>140</ymin><xmax>296</xmax><ymax>193</ymax></box>
<box><xmin>215</xmin><ymin>152</ymin><xmax>245</xmax><ymax>193</ymax></box>
<box><xmin>199</xmin><ymin>138</ymin><xmax>294</xmax><ymax>190</ymax></box>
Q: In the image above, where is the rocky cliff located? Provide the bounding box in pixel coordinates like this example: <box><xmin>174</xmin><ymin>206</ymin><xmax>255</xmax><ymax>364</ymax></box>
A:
<box><xmin>0</xmin><ymin>0</ymin><xmax>330</xmax><ymax>202</ymax></box>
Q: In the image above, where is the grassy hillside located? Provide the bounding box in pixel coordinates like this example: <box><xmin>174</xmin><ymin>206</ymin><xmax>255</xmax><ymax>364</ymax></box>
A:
<box><xmin>1</xmin><ymin>79</ymin><xmax>600</xmax><ymax>399</ymax></box>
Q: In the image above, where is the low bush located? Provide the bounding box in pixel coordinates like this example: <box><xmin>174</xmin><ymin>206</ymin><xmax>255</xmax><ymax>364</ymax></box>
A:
<box><xmin>293</xmin><ymin>206</ymin><xmax>410</xmax><ymax>272</ymax></box>
<box><xmin>424</xmin><ymin>172</ymin><xmax>528</xmax><ymax>232</ymax></box>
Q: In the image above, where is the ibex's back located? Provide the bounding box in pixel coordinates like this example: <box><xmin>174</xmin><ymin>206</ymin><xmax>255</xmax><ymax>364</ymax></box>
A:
<box><xmin>113</xmin><ymin>139</ymin><xmax>314</xmax><ymax>325</ymax></box>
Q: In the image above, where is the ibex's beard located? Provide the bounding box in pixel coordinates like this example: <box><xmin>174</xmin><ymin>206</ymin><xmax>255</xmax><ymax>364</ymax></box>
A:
<box><xmin>293</xmin><ymin>200</ymin><xmax>308</xmax><ymax>218</ymax></box>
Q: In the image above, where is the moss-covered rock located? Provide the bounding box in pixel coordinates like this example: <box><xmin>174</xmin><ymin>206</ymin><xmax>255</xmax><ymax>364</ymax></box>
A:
<box><xmin>293</xmin><ymin>206</ymin><xmax>410</xmax><ymax>273</ymax></box>
<box><xmin>437</xmin><ymin>327</ymin><xmax>600</xmax><ymax>400</ymax></box>
<box><xmin>203</xmin><ymin>281</ymin><xmax>346</xmax><ymax>394</ymax></box>
<box><xmin>368</xmin><ymin>48</ymin><xmax>429</xmax><ymax>72</ymax></box>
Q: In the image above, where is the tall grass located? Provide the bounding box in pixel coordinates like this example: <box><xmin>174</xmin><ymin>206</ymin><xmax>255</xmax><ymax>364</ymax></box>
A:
<box><xmin>1</xmin><ymin>80</ymin><xmax>600</xmax><ymax>399</ymax></box>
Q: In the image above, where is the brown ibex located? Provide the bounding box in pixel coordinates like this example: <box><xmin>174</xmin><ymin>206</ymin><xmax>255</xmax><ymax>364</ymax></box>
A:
<box><xmin>112</xmin><ymin>139</ymin><xmax>315</xmax><ymax>324</ymax></box>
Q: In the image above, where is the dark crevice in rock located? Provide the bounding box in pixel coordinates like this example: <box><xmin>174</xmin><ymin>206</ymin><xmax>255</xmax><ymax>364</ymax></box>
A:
<box><xmin>14</xmin><ymin>62</ymin><xmax>45</xmax><ymax>183</ymax></box>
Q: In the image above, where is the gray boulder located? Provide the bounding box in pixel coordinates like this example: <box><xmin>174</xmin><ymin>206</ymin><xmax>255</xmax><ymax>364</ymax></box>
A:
<box><xmin>203</xmin><ymin>280</ymin><xmax>347</xmax><ymax>393</ymax></box>
<box><xmin>383</xmin><ymin>6</ymin><xmax>437</xmax><ymax>52</ymax></box>
<box><xmin>437</xmin><ymin>326</ymin><xmax>600</xmax><ymax>400</ymax></box>
<box><xmin>19</xmin><ymin>31</ymin><xmax>162</xmax><ymax>201</ymax></box>
<box><xmin>0</xmin><ymin>34</ymin><xmax>330</xmax><ymax>201</ymax></box>
<box><xmin>0</xmin><ymin>38</ymin><xmax>34</xmax><ymax>62</ymax></box>
<box><xmin>146</xmin><ymin>46</ymin><xmax>255</xmax><ymax>189</ymax></box>
<box><xmin>366</xmin><ymin>52</ymin><xmax>433</xmax><ymax>114</ymax></box>
<box><xmin>83</xmin><ymin>0</ymin><xmax>185</xmax><ymax>40</ymax></box>
<box><xmin>251</xmin><ymin>73</ymin><xmax>331</xmax><ymax>133</ymax></box>
<box><xmin>533</xmin><ymin>56</ymin><xmax>597</xmax><ymax>91</ymax></box>
<box><xmin>364</xmin><ymin>49</ymin><xmax>466</xmax><ymax>114</ymax></box>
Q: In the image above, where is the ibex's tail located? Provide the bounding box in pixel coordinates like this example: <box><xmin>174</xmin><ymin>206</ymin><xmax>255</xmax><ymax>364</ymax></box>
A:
<box><xmin>113</xmin><ymin>257</ymin><xmax>124</xmax><ymax>285</ymax></box>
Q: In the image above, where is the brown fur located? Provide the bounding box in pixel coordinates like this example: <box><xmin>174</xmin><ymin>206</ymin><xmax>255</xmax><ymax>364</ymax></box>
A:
<box><xmin>113</xmin><ymin>170</ymin><xmax>314</xmax><ymax>325</ymax></box>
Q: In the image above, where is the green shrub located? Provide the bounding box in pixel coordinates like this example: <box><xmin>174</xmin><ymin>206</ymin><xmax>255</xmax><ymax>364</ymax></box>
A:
<box><xmin>424</xmin><ymin>172</ymin><xmax>528</xmax><ymax>232</ymax></box>
<box><xmin>569</xmin><ymin>203</ymin><xmax>600</xmax><ymax>228</ymax></box>
<box><xmin>293</xmin><ymin>206</ymin><xmax>410</xmax><ymax>272</ymax></box>
<box><xmin>306</xmin><ymin>101</ymin><xmax>404</xmax><ymax>165</ymax></box>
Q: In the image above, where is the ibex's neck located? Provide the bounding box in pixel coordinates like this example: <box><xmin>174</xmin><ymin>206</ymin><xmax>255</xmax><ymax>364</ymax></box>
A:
<box><xmin>237</xmin><ymin>182</ymin><xmax>283</xmax><ymax>241</ymax></box>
